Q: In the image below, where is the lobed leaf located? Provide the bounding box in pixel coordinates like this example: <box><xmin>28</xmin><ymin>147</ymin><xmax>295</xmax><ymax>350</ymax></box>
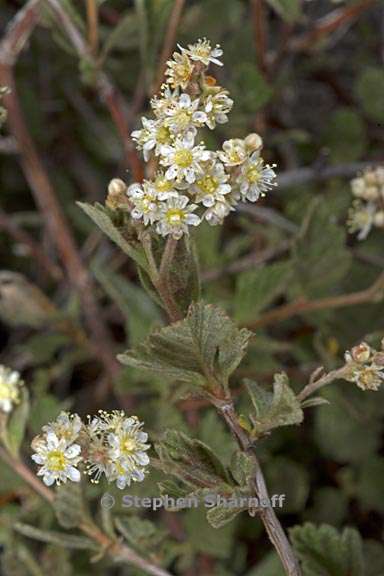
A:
<box><xmin>245</xmin><ymin>373</ymin><xmax>303</xmax><ymax>437</ymax></box>
<box><xmin>119</xmin><ymin>302</ymin><xmax>252</xmax><ymax>390</ymax></box>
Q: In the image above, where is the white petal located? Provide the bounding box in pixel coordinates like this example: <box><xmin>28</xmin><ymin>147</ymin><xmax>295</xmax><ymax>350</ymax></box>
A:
<box><xmin>65</xmin><ymin>444</ymin><xmax>81</xmax><ymax>458</ymax></box>
<box><xmin>32</xmin><ymin>454</ymin><xmax>44</xmax><ymax>464</ymax></box>
<box><xmin>43</xmin><ymin>473</ymin><xmax>56</xmax><ymax>486</ymax></box>
<box><xmin>136</xmin><ymin>452</ymin><xmax>150</xmax><ymax>465</ymax></box>
<box><xmin>67</xmin><ymin>466</ymin><xmax>81</xmax><ymax>482</ymax></box>
<box><xmin>186</xmin><ymin>214</ymin><xmax>201</xmax><ymax>226</ymax></box>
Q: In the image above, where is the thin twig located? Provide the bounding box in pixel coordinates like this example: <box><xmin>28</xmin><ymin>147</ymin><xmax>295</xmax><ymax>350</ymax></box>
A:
<box><xmin>289</xmin><ymin>0</ymin><xmax>377</xmax><ymax>52</ymax></box>
<box><xmin>211</xmin><ymin>398</ymin><xmax>301</xmax><ymax>576</ymax></box>
<box><xmin>45</xmin><ymin>0</ymin><xmax>143</xmax><ymax>181</ymax></box>
<box><xmin>277</xmin><ymin>160</ymin><xmax>382</xmax><ymax>191</ymax></box>
<box><xmin>250</xmin><ymin>0</ymin><xmax>268</xmax><ymax>76</ymax></box>
<box><xmin>248</xmin><ymin>271</ymin><xmax>384</xmax><ymax>329</ymax></box>
<box><xmin>153</xmin><ymin>0</ymin><xmax>186</xmax><ymax>94</ymax></box>
<box><xmin>86</xmin><ymin>0</ymin><xmax>99</xmax><ymax>56</ymax></box>
<box><xmin>298</xmin><ymin>366</ymin><xmax>348</xmax><ymax>402</ymax></box>
<box><xmin>0</xmin><ymin>447</ymin><xmax>173</xmax><ymax>576</ymax></box>
<box><xmin>0</xmin><ymin>1</ymin><xmax>121</xmax><ymax>397</ymax></box>
<box><xmin>202</xmin><ymin>240</ymin><xmax>291</xmax><ymax>282</ymax></box>
<box><xmin>0</xmin><ymin>208</ymin><xmax>63</xmax><ymax>281</ymax></box>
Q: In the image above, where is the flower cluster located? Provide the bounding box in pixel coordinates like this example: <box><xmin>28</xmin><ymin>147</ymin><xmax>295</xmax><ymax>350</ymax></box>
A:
<box><xmin>107</xmin><ymin>39</ymin><xmax>277</xmax><ymax>239</ymax></box>
<box><xmin>0</xmin><ymin>365</ymin><xmax>23</xmax><ymax>413</ymax></box>
<box><xmin>348</xmin><ymin>166</ymin><xmax>384</xmax><ymax>240</ymax></box>
<box><xmin>31</xmin><ymin>411</ymin><xmax>150</xmax><ymax>488</ymax></box>
<box><xmin>84</xmin><ymin>410</ymin><xmax>150</xmax><ymax>489</ymax></box>
<box><xmin>344</xmin><ymin>341</ymin><xmax>384</xmax><ymax>391</ymax></box>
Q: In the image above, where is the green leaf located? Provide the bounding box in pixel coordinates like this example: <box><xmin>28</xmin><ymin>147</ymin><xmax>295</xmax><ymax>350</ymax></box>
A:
<box><xmin>167</xmin><ymin>235</ymin><xmax>201</xmax><ymax>314</ymax></box>
<box><xmin>265</xmin><ymin>457</ymin><xmax>309</xmax><ymax>514</ymax></box>
<box><xmin>235</xmin><ymin>261</ymin><xmax>292</xmax><ymax>323</ymax></box>
<box><xmin>101</xmin><ymin>12</ymin><xmax>139</xmax><ymax>60</ymax></box>
<box><xmin>355</xmin><ymin>67</ymin><xmax>384</xmax><ymax>123</ymax></box>
<box><xmin>115</xmin><ymin>516</ymin><xmax>167</xmax><ymax>554</ymax></box>
<box><xmin>206</xmin><ymin>498</ymin><xmax>247</xmax><ymax>529</ymax></box>
<box><xmin>13</xmin><ymin>523</ymin><xmax>97</xmax><ymax>551</ymax></box>
<box><xmin>119</xmin><ymin>302</ymin><xmax>252</xmax><ymax>390</ymax></box>
<box><xmin>266</xmin><ymin>0</ymin><xmax>301</xmax><ymax>23</ymax></box>
<box><xmin>54</xmin><ymin>482</ymin><xmax>86</xmax><ymax>529</ymax></box>
<box><xmin>292</xmin><ymin>198</ymin><xmax>352</xmax><ymax>298</ymax></box>
<box><xmin>290</xmin><ymin>523</ymin><xmax>364</xmax><ymax>576</ymax></box>
<box><xmin>184</xmin><ymin>507</ymin><xmax>236</xmax><ymax>559</ymax></box>
<box><xmin>234</xmin><ymin>63</ymin><xmax>273</xmax><ymax>112</ymax></box>
<box><xmin>314</xmin><ymin>387</ymin><xmax>382</xmax><ymax>463</ymax></box>
<box><xmin>4</xmin><ymin>388</ymin><xmax>29</xmax><ymax>456</ymax></box>
<box><xmin>91</xmin><ymin>259</ymin><xmax>162</xmax><ymax>344</ymax></box>
<box><xmin>245</xmin><ymin>552</ymin><xmax>285</xmax><ymax>575</ymax></box>
<box><xmin>155</xmin><ymin>429</ymin><xmax>232</xmax><ymax>491</ymax></box>
<box><xmin>356</xmin><ymin>457</ymin><xmax>384</xmax><ymax>514</ymax></box>
<box><xmin>229</xmin><ymin>451</ymin><xmax>255</xmax><ymax>487</ymax></box>
<box><xmin>77</xmin><ymin>202</ymin><xmax>148</xmax><ymax>271</ymax></box>
<box><xmin>323</xmin><ymin>108</ymin><xmax>367</xmax><ymax>164</ymax></box>
<box><xmin>245</xmin><ymin>373</ymin><xmax>303</xmax><ymax>437</ymax></box>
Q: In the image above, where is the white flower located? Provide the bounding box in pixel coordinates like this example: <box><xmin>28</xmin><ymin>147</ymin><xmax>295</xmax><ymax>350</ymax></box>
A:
<box><xmin>160</xmin><ymin>133</ymin><xmax>211</xmax><ymax>184</ymax></box>
<box><xmin>348</xmin><ymin>201</ymin><xmax>376</xmax><ymax>240</ymax></box>
<box><xmin>42</xmin><ymin>412</ymin><xmax>82</xmax><ymax>445</ymax></box>
<box><xmin>344</xmin><ymin>346</ymin><xmax>384</xmax><ymax>392</ymax></box>
<box><xmin>0</xmin><ymin>365</ymin><xmax>23</xmax><ymax>413</ymax></box>
<box><xmin>31</xmin><ymin>432</ymin><xmax>82</xmax><ymax>486</ymax></box>
<box><xmin>203</xmin><ymin>91</ymin><xmax>233</xmax><ymax>129</ymax></box>
<box><xmin>131</xmin><ymin>117</ymin><xmax>173</xmax><ymax>161</ymax></box>
<box><xmin>151</xmin><ymin>86</ymin><xmax>176</xmax><ymax>120</ymax></box>
<box><xmin>218</xmin><ymin>138</ymin><xmax>248</xmax><ymax>166</ymax></box>
<box><xmin>156</xmin><ymin>195</ymin><xmax>201</xmax><ymax>239</ymax></box>
<box><xmin>238</xmin><ymin>154</ymin><xmax>277</xmax><ymax>202</ymax></box>
<box><xmin>180</xmin><ymin>38</ymin><xmax>223</xmax><ymax>67</ymax></box>
<box><xmin>127</xmin><ymin>181</ymin><xmax>165</xmax><ymax>225</ymax></box>
<box><xmin>164</xmin><ymin>93</ymin><xmax>206</xmax><ymax>135</ymax></box>
<box><xmin>85</xmin><ymin>411</ymin><xmax>150</xmax><ymax>489</ymax></box>
<box><xmin>191</xmin><ymin>161</ymin><xmax>231</xmax><ymax>208</ymax></box>
<box><xmin>166</xmin><ymin>51</ymin><xmax>194</xmax><ymax>90</ymax></box>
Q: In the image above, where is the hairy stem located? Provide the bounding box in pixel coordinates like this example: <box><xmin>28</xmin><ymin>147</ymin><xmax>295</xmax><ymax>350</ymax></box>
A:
<box><xmin>298</xmin><ymin>365</ymin><xmax>349</xmax><ymax>402</ymax></box>
<box><xmin>248</xmin><ymin>270</ymin><xmax>384</xmax><ymax>329</ymax></box>
<box><xmin>211</xmin><ymin>398</ymin><xmax>302</xmax><ymax>576</ymax></box>
<box><xmin>0</xmin><ymin>446</ymin><xmax>173</xmax><ymax>576</ymax></box>
<box><xmin>86</xmin><ymin>0</ymin><xmax>99</xmax><ymax>55</ymax></box>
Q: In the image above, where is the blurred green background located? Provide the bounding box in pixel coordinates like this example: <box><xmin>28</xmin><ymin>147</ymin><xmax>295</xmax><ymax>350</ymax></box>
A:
<box><xmin>1</xmin><ymin>0</ymin><xmax>384</xmax><ymax>574</ymax></box>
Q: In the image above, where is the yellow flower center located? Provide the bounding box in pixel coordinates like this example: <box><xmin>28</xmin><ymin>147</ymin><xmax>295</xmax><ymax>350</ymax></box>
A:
<box><xmin>197</xmin><ymin>175</ymin><xmax>218</xmax><ymax>194</ymax></box>
<box><xmin>166</xmin><ymin>208</ymin><xmax>184</xmax><ymax>225</ymax></box>
<box><xmin>120</xmin><ymin>437</ymin><xmax>137</xmax><ymax>454</ymax></box>
<box><xmin>228</xmin><ymin>150</ymin><xmax>243</xmax><ymax>164</ymax></box>
<box><xmin>174</xmin><ymin>111</ymin><xmax>192</xmax><ymax>129</ymax></box>
<box><xmin>47</xmin><ymin>450</ymin><xmax>66</xmax><ymax>472</ymax></box>
<box><xmin>246</xmin><ymin>166</ymin><xmax>261</xmax><ymax>183</ymax></box>
<box><xmin>0</xmin><ymin>381</ymin><xmax>18</xmax><ymax>402</ymax></box>
<box><xmin>174</xmin><ymin>149</ymin><xmax>193</xmax><ymax>168</ymax></box>
<box><xmin>155</xmin><ymin>177</ymin><xmax>173</xmax><ymax>193</ymax></box>
<box><xmin>156</xmin><ymin>126</ymin><xmax>171</xmax><ymax>144</ymax></box>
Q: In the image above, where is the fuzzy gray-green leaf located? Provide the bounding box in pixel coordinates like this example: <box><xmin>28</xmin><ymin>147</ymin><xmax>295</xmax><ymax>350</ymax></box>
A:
<box><xmin>246</xmin><ymin>373</ymin><xmax>303</xmax><ymax>436</ymax></box>
<box><xmin>119</xmin><ymin>302</ymin><xmax>252</xmax><ymax>389</ymax></box>
<box><xmin>77</xmin><ymin>202</ymin><xmax>148</xmax><ymax>271</ymax></box>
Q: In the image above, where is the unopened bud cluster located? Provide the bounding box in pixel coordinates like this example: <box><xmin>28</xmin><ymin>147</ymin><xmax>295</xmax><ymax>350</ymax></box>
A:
<box><xmin>0</xmin><ymin>365</ymin><xmax>23</xmax><ymax>414</ymax></box>
<box><xmin>344</xmin><ymin>340</ymin><xmax>384</xmax><ymax>391</ymax></box>
<box><xmin>31</xmin><ymin>411</ymin><xmax>150</xmax><ymax>488</ymax></box>
<box><xmin>348</xmin><ymin>167</ymin><xmax>384</xmax><ymax>240</ymax></box>
<box><xmin>106</xmin><ymin>39</ymin><xmax>277</xmax><ymax>239</ymax></box>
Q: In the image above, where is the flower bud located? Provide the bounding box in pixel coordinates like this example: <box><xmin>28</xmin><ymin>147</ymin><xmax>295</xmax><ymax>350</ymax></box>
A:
<box><xmin>351</xmin><ymin>342</ymin><xmax>371</xmax><ymax>363</ymax></box>
<box><xmin>106</xmin><ymin>178</ymin><xmax>128</xmax><ymax>210</ymax></box>
<box><xmin>244</xmin><ymin>133</ymin><xmax>263</xmax><ymax>153</ymax></box>
<box><xmin>373</xmin><ymin>352</ymin><xmax>384</xmax><ymax>367</ymax></box>
<box><xmin>373</xmin><ymin>211</ymin><xmax>384</xmax><ymax>227</ymax></box>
